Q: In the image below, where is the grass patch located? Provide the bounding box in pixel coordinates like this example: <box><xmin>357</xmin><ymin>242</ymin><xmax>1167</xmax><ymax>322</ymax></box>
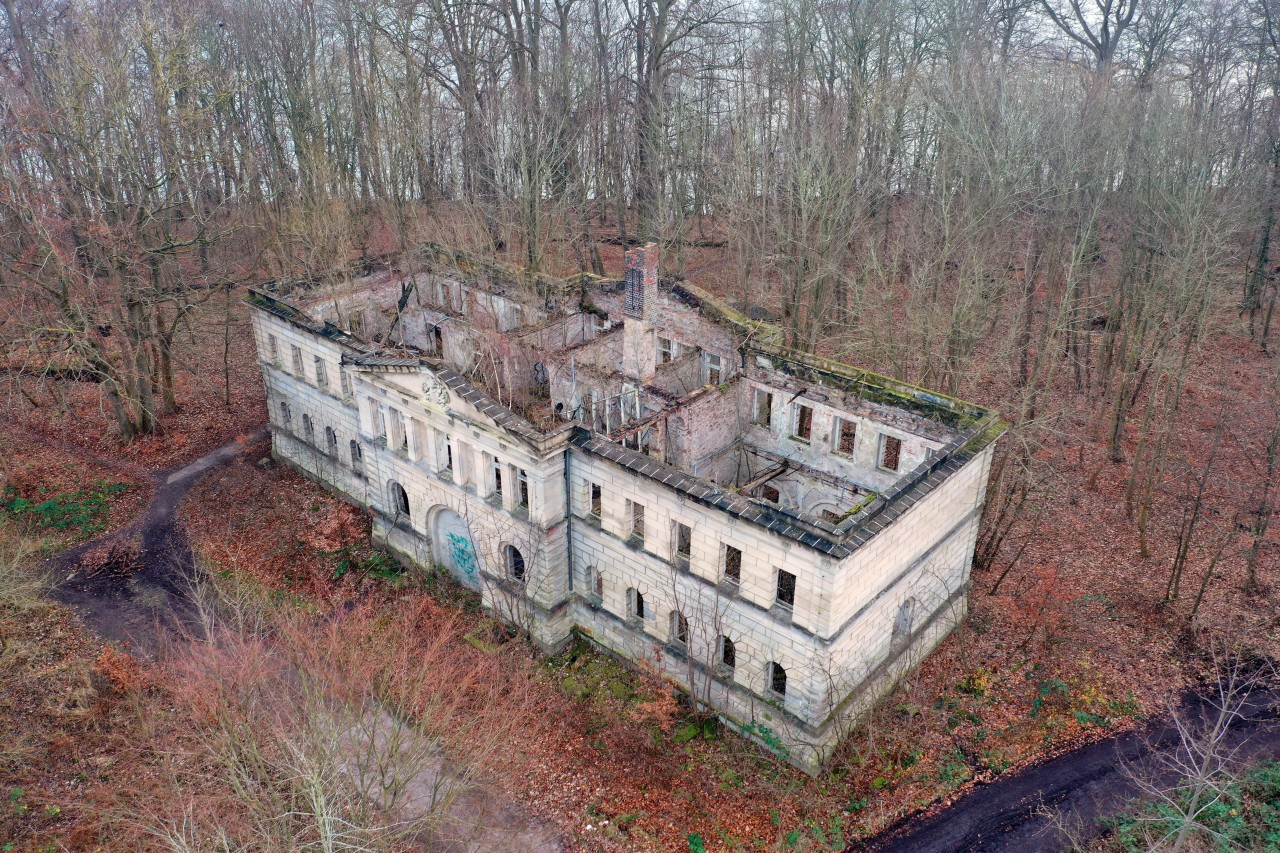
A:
<box><xmin>1</xmin><ymin>482</ymin><xmax>127</xmax><ymax>536</ymax></box>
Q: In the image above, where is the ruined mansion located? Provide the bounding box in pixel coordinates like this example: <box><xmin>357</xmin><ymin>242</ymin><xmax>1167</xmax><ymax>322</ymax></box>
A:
<box><xmin>247</xmin><ymin>244</ymin><xmax>1004</xmax><ymax>772</ymax></box>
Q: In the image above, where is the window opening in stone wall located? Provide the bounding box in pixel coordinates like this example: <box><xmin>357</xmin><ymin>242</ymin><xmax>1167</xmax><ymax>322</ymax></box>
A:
<box><xmin>390</xmin><ymin>409</ymin><xmax>407</xmax><ymax>452</ymax></box>
<box><xmin>302</xmin><ymin>414</ymin><xmax>314</xmax><ymax>443</ymax></box>
<box><xmin>314</xmin><ymin>357</ymin><xmax>328</xmax><ymax>389</ymax></box>
<box><xmin>880</xmin><ymin>434</ymin><xmax>902</xmax><ymax>471</ymax></box>
<box><xmin>267</xmin><ymin>334</ymin><xmax>279</xmax><ymax>363</ymax></box>
<box><xmin>776</xmin><ymin>569</ymin><xmax>796</xmax><ymax>608</ymax></box>
<box><xmin>628</xmin><ymin>501</ymin><xmax>645</xmax><ymax>542</ymax></box>
<box><xmin>517</xmin><ymin>469</ymin><xmax>529</xmax><ymax>509</ymax></box>
<box><xmin>280</xmin><ymin>401</ymin><xmax>291</xmax><ymax>426</ymax></box>
<box><xmin>761</xmin><ymin>484</ymin><xmax>780</xmax><ymax>503</ymax></box>
<box><xmin>390</xmin><ymin>481</ymin><xmax>410</xmax><ymax>519</ymax></box>
<box><xmin>720</xmin><ymin>637</ymin><xmax>736</xmax><ymax>670</ymax></box>
<box><xmin>340</xmin><ymin>369</ymin><xmax>352</xmax><ymax>398</ymax></box>
<box><xmin>431</xmin><ymin>325</ymin><xmax>443</xmax><ymax>355</ymax></box>
<box><xmin>670</xmin><ymin>611</ymin><xmax>689</xmax><ymax>647</ymax></box>
<box><xmin>706</xmin><ymin>352</ymin><xmax>723</xmax><ymax>385</ymax></box>
<box><xmin>836</xmin><ymin>418</ymin><xmax>856</xmax><ymax>455</ymax></box>
<box><xmin>794</xmin><ymin>404</ymin><xmax>813</xmax><ymax>441</ymax></box>
<box><xmin>658</xmin><ymin>336</ymin><xmax>674</xmax><ymax>364</ymax></box>
<box><xmin>753</xmin><ymin>388</ymin><xmax>772</xmax><ymax>425</ymax></box>
<box><xmin>350</xmin><ymin>441</ymin><xmax>364</xmax><ymax>471</ymax></box>
<box><xmin>627</xmin><ymin>588</ymin><xmax>646</xmax><ymax>620</ymax></box>
<box><xmin>590</xmin><ymin>482</ymin><xmax>602</xmax><ymax>518</ymax></box>
<box><xmin>505</xmin><ymin>545</ymin><xmax>526</xmax><ymax>582</ymax></box>
<box><xmin>444</xmin><ymin>440</ymin><xmax>453</xmax><ymax>474</ymax></box>
<box><xmin>325</xmin><ymin>427</ymin><xmax>338</xmax><ymax>455</ymax></box>
<box><xmin>492</xmin><ymin>458</ymin><xmax>503</xmax><ymax>498</ymax></box>
<box><xmin>291</xmin><ymin>344</ymin><xmax>303</xmax><ymax>375</ymax></box>
<box><xmin>768</xmin><ymin>662</ymin><xmax>787</xmax><ymax>697</ymax></box>
<box><xmin>674</xmin><ymin>522</ymin><xmax>692</xmax><ymax>565</ymax></box>
<box><xmin>593</xmin><ymin>568</ymin><xmax>604</xmax><ymax>598</ymax></box>
<box><xmin>723</xmin><ymin>545</ymin><xmax>742</xmax><ymax>584</ymax></box>
<box><xmin>891</xmin><ymin>597</ymin><xmax>918</xmax><ymax>652</ymax></box>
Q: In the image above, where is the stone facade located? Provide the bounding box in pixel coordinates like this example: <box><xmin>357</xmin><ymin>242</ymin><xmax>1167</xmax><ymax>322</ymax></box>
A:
<box><xmin>247</xmin><ymin>244</ymin><xmax>1004</xmax><ymax>772</ymax></box>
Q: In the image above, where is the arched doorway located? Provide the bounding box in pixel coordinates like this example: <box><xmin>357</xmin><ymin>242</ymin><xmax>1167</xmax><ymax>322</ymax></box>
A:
<box><xmin>431</xmin><ymin>507</ymin><xmax>481</xmax><ymax>590</ymax></box>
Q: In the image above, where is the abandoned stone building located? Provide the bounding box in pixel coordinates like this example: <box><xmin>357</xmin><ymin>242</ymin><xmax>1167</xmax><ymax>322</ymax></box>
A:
<box><xmin>247</xmin><ymin>243</ymin><xmax>1004</xmax><ymax>772</ymax></box>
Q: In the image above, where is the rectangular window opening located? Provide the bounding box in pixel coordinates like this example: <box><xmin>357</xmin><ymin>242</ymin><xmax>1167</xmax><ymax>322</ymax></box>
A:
<box><xmin>674</xmin><ymin>522</ymin><xmax>692</xmax><ymax>561</ymax></box>
<box><xmin>493</xmin><ymin>458</ymin><xmax>503</xmax><ymax>497</ymax></box>
<box><xmin>671</xmin><ymin>611</ymin><xmax>689</xmax><ymax>646</ymax></box>
<box><xmin>517</xmin><ymin>469</ymin><xmax>529</xmax><ymax>509</ymax></box>
<box><xmin>267</xmin><ymin>334</ymin><xmax>279</xmax><ymax>363</ymax></box>
<box><xmin>776</xmin><ymin>569</ymin><xmax>796</xmax><ymax>608</ymax></box>
<box><xmin>658</xmin><ymin>336</ymin><xmax>674</xmax><ymax>365</ymax></box>
<box><xmin>291</xmin><ymin>345</ymin><xmax>303</xmax><ymax>376</ymax></box>
<box><xmin>706</xmin><ymin>352</ymin><xmax>723</xmax><ymax>385</ymax></box>
<box><xmin>794</xmin><ymin>404</ymin><xmax>813</xmax><ymax>442</ymax></box>
<box><xmin>589</xmin><ymin>482</ymin><xmax>602</xmax><ymax>518</ymax></box>
<box><xmin>836</xmin><ymin>418</ymin><xmax>856</xmax><ymax>456</ymax></box>
<box><xmin>724</xmin><ymin>545</ymin><xmax>742</xmax><ymax>584</ymax></box>
<box><xmin>752</xmin><ymin>388</ymin><xmax>772</xmax><ymax>426</ymax></box>
<box><xmin>880</xmin><ymin>435</ymin><xmax>902</xmax><ymax>472</ymax></box>
<box><xmin>629</xmin><ymin>501</ymin><xmax>645</xmax><ymax>542</ymax></box>
<box><xmin>314</xmin><ymin>356</ymin><xmax>328</xmax><ymax>389</ymax></box>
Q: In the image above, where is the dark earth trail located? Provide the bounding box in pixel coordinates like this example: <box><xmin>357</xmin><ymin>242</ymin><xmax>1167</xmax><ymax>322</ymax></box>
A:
<box><xmin>50</xmin><ymin>427</ymin><xmax>269</xmax><ymax>656</ymax></box>
<box><xmin>852</xmin><ymin>685</ymin><xmax>1280</xmax><ymax>853</ymax></box>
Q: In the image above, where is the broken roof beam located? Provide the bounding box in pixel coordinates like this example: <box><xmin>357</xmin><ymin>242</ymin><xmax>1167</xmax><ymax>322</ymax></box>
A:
<box><xmin>739</xmin><ymin>461</ymin><xmax>788</xmax><ymax>493</ymax></box>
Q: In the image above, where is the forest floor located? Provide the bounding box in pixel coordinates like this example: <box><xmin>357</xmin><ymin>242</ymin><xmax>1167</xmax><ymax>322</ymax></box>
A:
<box><xmin>1</xmin><ymin>247</ymin><xmax>1278</xmax><ymax>851</ymax></box>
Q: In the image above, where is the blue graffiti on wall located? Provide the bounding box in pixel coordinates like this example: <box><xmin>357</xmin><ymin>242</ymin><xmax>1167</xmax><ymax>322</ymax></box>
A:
<box><xmin>445</xmin><ymin>531</ymin><xmax>478</xmax><ymax>580</ymax></box>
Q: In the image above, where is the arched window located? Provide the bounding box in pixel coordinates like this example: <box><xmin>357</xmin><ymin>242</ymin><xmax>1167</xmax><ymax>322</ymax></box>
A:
<box><xmin>302</xmin><ymin>414</ymin><xmax>314</xmax><ymax>443</ymax></box>
<box><xmin>720</xmin><ymin>637</ymin><xmax>736</xmax><ymax>670</ymax></box>
<box><xmin>891</xmin><ymin>597</ymin><xmax>918</xmax><ymax>652</ymax></box>
<box><xmin>389</xmin><ymin>481</ymin><xmax>410</xmax><ymax>520</ymax></box>
<box><xmin>505</xmin><ymin>545</ymin><xmax>526</xmax><ymax>582</ymax></box>
<box><xmin>325</xmin><ymin>427</ymin><xmax>338</xmax><ymax>455</ymax></box>
<box><xmin>670</xmin><ymin>610</ymin><xmax>689</xmax><ymax>647</ymax></box>
<box><xmin>627</xmin><ymin>587</ymin><xmax>646</xmax><ymax>620</ymax></box>
<box><xmin>279</xmin><ymin>401</ymin><xmax>291</xmax><ymax>426</ymax></box>
<box><xmin>350</xmin><ymin>440</ymin><xmax>364</xmax><ymax>470</ymax></box>
<box><xmin>767</xmin><ymin>662</ymin><xmax>787</xmax><ymax>697</ymax></box>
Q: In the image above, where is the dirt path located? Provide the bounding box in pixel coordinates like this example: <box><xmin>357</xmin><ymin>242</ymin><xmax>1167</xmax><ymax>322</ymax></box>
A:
<box><xmin>45</xmin><ymin>428</ymin><xmax>565</xmax><ymax>851</ymax></box>
<box><xmin>50</xmin><ymin>428</ymin><xmax>269</xmax><ymax>655</ymax></box>
<box><xmin>852</xmin><ymin>687</ymin><xmax>1280</xmax><ymax>853</ymax></box>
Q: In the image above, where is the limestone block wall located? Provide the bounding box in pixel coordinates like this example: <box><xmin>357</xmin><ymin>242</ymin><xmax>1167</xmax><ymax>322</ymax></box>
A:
<box><xmin>741</xmin><ymin>378</ymin><xmax>948</xmax><ymax>495</ymax></box>
<box><xmin>566</xmin><ymin>448</ymin><xmax>835</xmax><ymax>710</ymax></box>
<box><xmin>827</xmin><ymin>440</ymin><xmax>996</xmax><ymax>634</ymax></box>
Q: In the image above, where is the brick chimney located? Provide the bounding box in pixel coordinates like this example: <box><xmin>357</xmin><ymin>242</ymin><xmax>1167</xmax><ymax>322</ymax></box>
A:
<box><xmin>623</xmin><ymin>242</ymin><xmax>659</xmax><ymax>321</ymax></box>
<box><xmin>622</xmin><ymin>243</ymin><xmax>660</xmax><ymax>384</ymax></box>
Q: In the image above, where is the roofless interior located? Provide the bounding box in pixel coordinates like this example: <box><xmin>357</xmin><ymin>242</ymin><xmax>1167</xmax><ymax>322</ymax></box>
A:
<box><xmin>289</xmin><ymin>244</ymin><xmax>989</xmax><ymax>531</ymax></box>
